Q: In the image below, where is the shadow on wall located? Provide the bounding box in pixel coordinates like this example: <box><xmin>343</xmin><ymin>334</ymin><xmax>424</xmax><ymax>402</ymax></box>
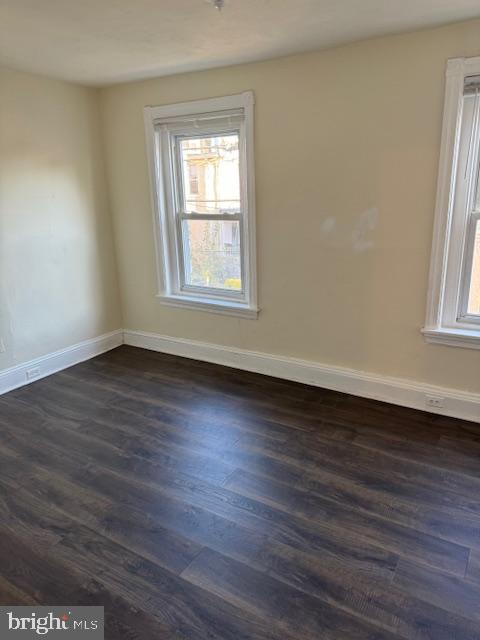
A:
<box><xmin>0</xmin><ymin>69</ymin><xmax>120</xmax><ymax>369</ymax></box>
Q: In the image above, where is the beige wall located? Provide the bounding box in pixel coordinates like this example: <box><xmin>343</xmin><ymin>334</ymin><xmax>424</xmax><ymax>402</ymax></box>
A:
<box><xmin>99</xmin><ymin>19</ymin><xmax>480</xmax><ymax>395</ymax></box>
<box><xmin>0</xmin><ymin>66</ymin><xmax>121</xmax><ymax>370</ymax></box>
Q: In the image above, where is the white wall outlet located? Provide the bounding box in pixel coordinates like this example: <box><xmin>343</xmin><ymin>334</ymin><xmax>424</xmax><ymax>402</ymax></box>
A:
<box><xmin>0</xmin><ymin>339</ymin><xmax>5</xmax><ymax>353</ymax></box>
<box><xmin>26</xmin><ymin>367</ymin><xmax>41</xmax><ymax>381</ymax></box>
<box><xmin>425</xmin><ymin>394</ymin><xmax>445</xmax><ymax>409</ymax></box>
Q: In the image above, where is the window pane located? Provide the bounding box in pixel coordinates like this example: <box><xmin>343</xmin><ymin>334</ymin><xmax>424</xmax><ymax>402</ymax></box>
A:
<box><xmin>466</xmin><ymin>219</ymin><xmax>480</xmax><ymax>315</ymax></box>
<box><xmin>182</xmin><ymin>219</ymin><xmax>241</xmax><ymax>291</ymax></box>
<box><xmin>179</xmin><ymin>134</ymin><xmax>240</xmax><ymax>214</ymax></box>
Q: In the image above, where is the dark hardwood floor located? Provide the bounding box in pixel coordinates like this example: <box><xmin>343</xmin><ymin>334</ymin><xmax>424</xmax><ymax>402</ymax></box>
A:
<box><xmin>1</xmin><ymin>345</ymin><xmax>480</xmax><ymax>639</ymax></box>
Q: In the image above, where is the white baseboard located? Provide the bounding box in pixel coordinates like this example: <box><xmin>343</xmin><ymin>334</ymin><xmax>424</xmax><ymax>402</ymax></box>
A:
<box><xmin>0</xmin><ymin>330</ymin><xmax>123</xmax><ymax>396</ymax></box>
<box><xmin>124</xmin><ymin>329</ymin><xmax>480</xmax><ymax>423</ymax></box>
<box><xmin>1</xmin><ymin>327</ymin><xmax>478</xmax><ymax>423</ymax></box>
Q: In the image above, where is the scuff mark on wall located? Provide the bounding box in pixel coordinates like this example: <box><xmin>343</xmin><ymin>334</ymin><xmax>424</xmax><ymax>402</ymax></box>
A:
<box><xmin>320</xmin><ymin>216</ymin><xmax>337</xmax><ymax>235</ymax></box>
<box><xmin>352</xmin><ymin>207</ymin><xmax>378</xmax><ymax>252</ymax></box>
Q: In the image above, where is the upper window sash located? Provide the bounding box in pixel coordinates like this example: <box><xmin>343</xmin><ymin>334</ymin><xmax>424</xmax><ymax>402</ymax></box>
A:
<box><xmin>172</xmin><ymin>128</ymin><xmax>243</xmax><ymax>217</ymax></box>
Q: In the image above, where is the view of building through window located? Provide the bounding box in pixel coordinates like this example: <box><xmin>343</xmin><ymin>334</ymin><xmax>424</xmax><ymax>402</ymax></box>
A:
<box><xmin>180</xmin><ymin>134</ymin><xmax>242</xmax><ymax>291</ymax></box>
<box><xmin>467</xmin><ymin>219</ymin><xmax>480</xmax><ymax>315</ymax></box>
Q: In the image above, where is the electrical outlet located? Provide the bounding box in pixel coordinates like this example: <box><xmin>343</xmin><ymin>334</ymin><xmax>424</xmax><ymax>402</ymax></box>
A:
<box><xmin>26</xmin><ymin>367</ymin><xmax>40</xmax><ymax>381</ymax></box>
<box><xmin>425</xmin><ymin>394</ymin><xmax>445</xmax><ymax>409</ymax></box>
<box><xmin>0</xmin><ymin>339</ymin><xmax>5</xmax><ymax>353</ymax></box>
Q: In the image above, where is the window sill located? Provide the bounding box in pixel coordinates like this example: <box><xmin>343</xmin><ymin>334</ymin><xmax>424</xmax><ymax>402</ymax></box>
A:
<box><xmin>422</xmin><ymin>327</ymin><xmax>480</xmax><ymax>350</ymax></box>
<box><xmin>156</xmin><ymin>294</ymin><xmax>259</xmax><ymax>319</ymax></box>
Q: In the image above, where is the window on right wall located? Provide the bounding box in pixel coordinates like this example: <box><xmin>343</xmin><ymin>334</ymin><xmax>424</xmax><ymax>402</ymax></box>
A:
<box><xmin>424</xmin><ymin>56</ymin><xmax>480</xmax><ymax>349</ymax></box>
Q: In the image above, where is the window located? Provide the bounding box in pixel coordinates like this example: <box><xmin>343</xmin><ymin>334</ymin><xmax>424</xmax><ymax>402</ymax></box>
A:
<box><xmin>144</xmin><ymin>92</ymin><xmax>257</xmax><ymax>318</ymax></box>
<box><xmin>424</xmin><ymin>57</ymin><xmax>480</xmax><ymax>349</ymax></box>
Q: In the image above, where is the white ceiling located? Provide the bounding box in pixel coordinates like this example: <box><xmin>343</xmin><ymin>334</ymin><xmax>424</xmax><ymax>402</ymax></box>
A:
<box><xmin>1</xmin><ymin>0</ymin><xmax>479</xmax><ymax>87</ymax></box>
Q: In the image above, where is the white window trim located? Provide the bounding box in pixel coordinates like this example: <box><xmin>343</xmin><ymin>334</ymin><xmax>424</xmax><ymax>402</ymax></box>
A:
<box><xmin>423</xmin><ymin>56</ymin><xmax>480</xmax><ymax>350</ymax></box>
<box><xmin>144</xmin><ymin>92</ymin><xmax>258</xmax><ymax>319</ymax></box>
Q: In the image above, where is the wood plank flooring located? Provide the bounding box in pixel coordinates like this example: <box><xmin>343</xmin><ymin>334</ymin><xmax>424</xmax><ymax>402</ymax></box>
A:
<box><xmin>0</xmin><ymin>345</ymin><xmax>479</xmax><ymax>639</ymax></box>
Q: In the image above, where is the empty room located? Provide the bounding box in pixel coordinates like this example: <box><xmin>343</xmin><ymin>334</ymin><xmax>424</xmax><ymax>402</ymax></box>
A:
<box><xmin>1</xmin><ymin>1</ymin><xmax>480</xmax><ymax>638</ymax></box>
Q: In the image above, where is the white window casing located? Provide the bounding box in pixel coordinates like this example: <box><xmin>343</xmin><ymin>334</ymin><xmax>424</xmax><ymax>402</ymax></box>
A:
<box><xmin>423</xmin><ymin>57</ymin><xmax>480</xmax><ymax>349</ymax></box>
<box><xmin>144</xmin><ymin>92</ymin><xmax>258</xmax><ymax>319</ymax></box>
